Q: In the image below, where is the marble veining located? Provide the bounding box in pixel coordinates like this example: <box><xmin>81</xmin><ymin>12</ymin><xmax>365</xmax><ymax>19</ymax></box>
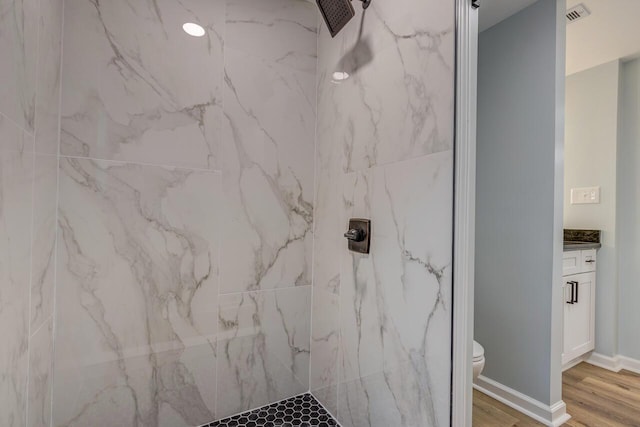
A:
<box><xmin>28</xmin><ymin>320</ymin><xmax>54</xmax><ymax>427</ymax></box>
<box><xmin>311</xmin><ymin>95</ymin><xmax>343</xmax><ymax>296</ymax></box>
<box><xmin>220</xmin><ymin>48</ymin><xmax>316</xmax><ymax>294</ymax></box>
<box><xmin>50</xmin><ymin>0</ymin><xmax>319</xmax><ymax>424</ymax></box>
<box><xmin>53</xmin><ymin>158</ymin><xmax>220</xmax><ymax>427</ymax></box>
<box><xmin>310</xmin><ymin>289</ymin><xmax>340</xmax><ymax>416</ymax></box>
<box><xmin>0</xmin><ymin>139</ymin><xmax>34</xmax><ymax>427</ymax></box>
<box><xmin>0</xmin><ymin>0</ymin><xmax>38</xmax><ymax>132</ymax></box>
<box><xmin>337</xmin><ymin>152</ymin><xmax>453</xmax><ymax>427</ymax></box>
<box><xmin>34</xmin><ymin>0</ymin><xmax>63</xmax><ymax>155</ymax></box>
<box><xmin>217</xmin><ymin>286</ymin><xmax>311</xmax><ymax>419</ymax></box>
<box><xmin>226</xmin><ymin>0</ymin><xmax>318</xmax><ymax>75</ymax></box>
<box><xmin>30</xmin><ymin>155</ymin><xmax>58</xmax><ymax>332</ymax></box>
<box><xmin>0</xmin><ymin>0</ymin><xmax>456</xmax><ymax>424</ymax></box>
<box><xmin>1</xmin><ymin>1</ymin><xmax>63</xmax><ymax>425</ymax></box>
<box><xmin>315</xmin><ymin>0</ymin><xmax>454</xmax><ymax>174</ymax></box>
<box><xmin>0</xmin><ymin>113</ymin><xmax>33</xmax><ymax>152</ymax></box>
<box><xmin>60</xmin><ymin>0</ymin><xmax>225</xmax><ymax>169</ymax></box>
<box><xmin>311</xmin><ymin>0</ymin><xmax>455</xmax><ymax>425</ymax></box>
<box><xmin>219</xmin><ymin>0</ymin><xmax>317</xmax><ymax>296</ymax></box>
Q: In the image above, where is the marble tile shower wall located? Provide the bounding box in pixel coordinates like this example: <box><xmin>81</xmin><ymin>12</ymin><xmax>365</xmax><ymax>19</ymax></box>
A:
<box><xmin>1</xmin><ymin>1</ymin><xmax>455</xmax><ymax>427</ymax></box>
<box><xmin>310</xmin><ymin>1</ymin><xmax>455</xmax><ymax>426</ymax></box>
<box><xmin>0</xmin><ymin>0</ymin><xmax>63</xmax><ymax>426</ymax></box>
<box><xmin>51</xmin><ymin>0</ymin><xmax>317</xmax><ymax>426</ymax></box>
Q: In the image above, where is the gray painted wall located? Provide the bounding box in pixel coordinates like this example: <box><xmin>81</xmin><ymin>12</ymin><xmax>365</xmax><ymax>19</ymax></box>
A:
<box><xmin>618</xmin><ymin>58</ymin><xmax>640</xmax><ymax>360</ymax></box>
<box><xmin>564</xmin><ymin>58</ymin><xmax>640</xmax><ymax>361</ymax></box>
<box><xmin>565</xmin><ymin>61</ymin><xmax>621</xmax><ymax>357</ymax></box>
<box><xmin>475</xmin><ymin>0</ymin><xmax>565</xmax><ymax>405</ymax></box>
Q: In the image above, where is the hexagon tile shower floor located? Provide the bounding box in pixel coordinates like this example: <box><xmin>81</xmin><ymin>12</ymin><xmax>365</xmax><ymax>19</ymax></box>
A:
<box><xmin>205</xmin><ymin>393</ymin><xmax>339</xmax><ymax>427</ymax></box>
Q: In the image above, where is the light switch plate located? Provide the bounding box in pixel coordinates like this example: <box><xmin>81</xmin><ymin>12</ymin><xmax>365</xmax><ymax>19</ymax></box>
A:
<box><xmin>570</xmin><ymin>187</ymin><xmax>600</xmax><ymax>204</ymax></box>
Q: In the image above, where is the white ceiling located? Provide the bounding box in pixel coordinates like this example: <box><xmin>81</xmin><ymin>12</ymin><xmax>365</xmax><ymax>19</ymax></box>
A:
<box><xmin>479</xmin><ymin>0</ymin><xmax>640</xmax><ymax>76</ymax></box>
<box><xmin>566</xmin><ymin>0</ymin><xmax>640</xmax><ymax>75</ymax></box>
<box><xmin>478</xmin><ymin>0</ymin><xmax>538</xmax><ymax>32</ymax></box>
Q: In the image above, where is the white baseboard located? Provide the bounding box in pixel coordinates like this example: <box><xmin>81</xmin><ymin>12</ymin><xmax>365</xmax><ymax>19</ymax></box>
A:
<box><xmin>587</xmin><ymin>352</ymin><xmax>640</xmax><ymax>374</ymax></box>
<box><xmin>586</xmin><ymin>352</ymin><xmax>622</xmax><ymax>372</ymax></box>
<box><xmin>474</xmin><ymin>375</ymin><xmax>571</xmax><ymax>426</ymax></box>
<box><xmin>619</xmin><ymin>356</ymin><xmax>640</xmax><ymax>374</ymax></box>
<box><xmin>562</xmin><ymin>354</ymin><xmax>589</xmax><ymax>372</ymax></box>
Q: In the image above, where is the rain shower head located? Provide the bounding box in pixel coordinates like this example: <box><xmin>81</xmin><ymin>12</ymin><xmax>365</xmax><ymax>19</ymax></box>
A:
<box><xmin>316</xmin><ymin>0</ymin><xmax>354</xmax><ymax>37</ymax></box>
<box><xmin>316</xmin><ymin>0</ymin><xmax>371</xmax><ymax>38</ymax></box>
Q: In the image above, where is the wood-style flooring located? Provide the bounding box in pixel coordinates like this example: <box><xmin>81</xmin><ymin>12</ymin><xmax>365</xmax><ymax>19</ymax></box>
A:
<box><xmin>473</xmin><ymin>388</ymin><xmax>543</xmax><ymax>426</ymax></box>
<box><xmin>473</xmin><ymin>362</ymin><xmax>640</xmax><ymax>426</ymax></box>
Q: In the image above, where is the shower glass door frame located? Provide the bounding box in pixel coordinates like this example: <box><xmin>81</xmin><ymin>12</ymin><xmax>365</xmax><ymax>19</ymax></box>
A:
<box><xmin>452</xmin><ymin>0</ymin><xmax>478</xmax><ymax>425</ymax></box>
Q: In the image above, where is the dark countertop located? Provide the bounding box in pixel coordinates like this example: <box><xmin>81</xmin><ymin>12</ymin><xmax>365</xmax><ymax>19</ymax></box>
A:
<box><xmin>563</xmin><ymin>229</ymin><xmax>601</xmax><ymax>251</ymax></box>
<box><xmin>563</xmin><ymin>241</ymin><xmax>602</xmax><ymax>251</ymax></box>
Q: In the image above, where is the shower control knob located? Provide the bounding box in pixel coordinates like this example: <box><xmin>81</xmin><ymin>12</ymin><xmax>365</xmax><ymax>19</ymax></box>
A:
<box><xmin>344</xmin><ymin>218</ymin><xmax>371</xmax><ymax>254</ymax></box>
<box><xmin>344</xmin><ymin>228</ymin><xmax>365</xmax><ymax>242</ymax></box>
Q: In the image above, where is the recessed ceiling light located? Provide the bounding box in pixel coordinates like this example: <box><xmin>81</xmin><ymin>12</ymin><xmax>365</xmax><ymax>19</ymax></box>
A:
<box><xmin>332</xmin><ymin>71</ymin><xmax>350</xmax><ymax>83</ymax></box>
<box><xmin>183</xmin><ymin>22</ymin><xmax>206</xmax><ymax>37</ymax></box>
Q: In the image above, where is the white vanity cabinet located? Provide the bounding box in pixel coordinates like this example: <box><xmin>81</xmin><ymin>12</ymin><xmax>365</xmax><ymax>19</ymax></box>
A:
<box><xmin>562</xmin><ymin>249</ymin><xmax>597</xmax><ymax>366</ymax></box>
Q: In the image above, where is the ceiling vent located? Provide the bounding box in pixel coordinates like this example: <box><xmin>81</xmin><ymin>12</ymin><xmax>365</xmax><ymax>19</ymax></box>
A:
<box><xmin>566</xmin><ymin>4</ymin><xmax>591</xmax><ymax>23</ymax></box>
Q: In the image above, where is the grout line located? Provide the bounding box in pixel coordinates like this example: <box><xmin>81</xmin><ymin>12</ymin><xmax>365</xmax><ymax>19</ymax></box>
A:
<box><xmin>0</xmin><ymin>147</ymin><xmax>36</xmax><ymax>156</ymax></box>
<box><xmin>32</xmin><ymin>0</ymin><xmax>43</xmax><ymax>151</ymax></box>
<box><xmin>214</xmin><ymin>159</ymin><xmax>222</xmax><ymax>421</ymax></box>
<box><xmin>213</xmin><ymin>2</ymin><xmax>228</xmax><ymax>418</ymax></box>
<box><xmin>0</xmin><ymin>110</ymin><xmax>35</xmax><ymax>139</ymax></box>
<box><xmin>25</xmin><ymin>136</ymin><xmax>37</xmax><ymax>427</ymax></box>
<box><xmin>49</xmin><ymin>1</ymin><xmax>66</xmax><ymax>425</ymax></box>
<box><xmin>336</xmin><ymin>174</ymin><xmax>343</xmax><ymax>419</ymax></box>
<box><xmin>25</xmin><ymin>0</ymin><xmax>45</xmax><ymax>421</ymax></box>
<box><xmin>334</xmin><ymin>24</ymin><xmax>351</xmax><ymax>423</ymax></box>
<box><xmin>217</xmin><ymin>284</ymin><xmax>312</xmax><ymax>298</ymax></box>
<box><xmin>48</xmin><ymin>145</ymin><xmax>61</xmax><ymax>427</ymax></box>
<box><xmin>308</xmin><ymin>8</ymin><xmax>321</xmax><ymax>395</ymax></box>
<box><xmin>58</xmin><ymin>154</ymin><xmax>223</xmax><ymax>174</ymax></box>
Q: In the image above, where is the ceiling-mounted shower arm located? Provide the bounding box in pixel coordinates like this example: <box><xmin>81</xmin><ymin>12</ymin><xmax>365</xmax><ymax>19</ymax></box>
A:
<box><xmin>356</xmin><ymin>0</ymin><xmax>371</xmax><ymax>9</ymax></box>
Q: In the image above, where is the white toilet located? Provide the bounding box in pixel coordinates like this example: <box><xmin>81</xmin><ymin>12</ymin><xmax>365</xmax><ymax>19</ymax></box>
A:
<box><xmin>472</xmin><ymin>340</ymin><xmax>485</xmax><ymax>381</ymax></box>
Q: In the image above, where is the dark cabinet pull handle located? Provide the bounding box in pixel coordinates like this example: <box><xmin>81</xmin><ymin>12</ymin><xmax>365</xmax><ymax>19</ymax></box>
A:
<box><xmin>566</xmin><ymin>281</ymin><xmax>579</xmax><ymax>304</ymax></box>
<box><xmin>567</xmin><ymin>282</ymin><xmax>575</xmax><ymax>304</ymax></box>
